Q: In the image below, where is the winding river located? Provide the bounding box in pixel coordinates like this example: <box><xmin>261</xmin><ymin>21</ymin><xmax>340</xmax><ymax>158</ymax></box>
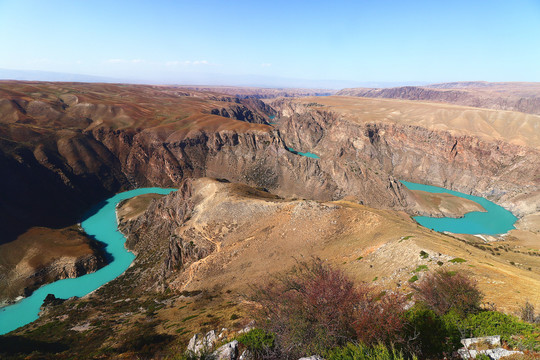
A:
<box><xmin>401</xmin><ymin>181</ymin><xmax>517</xmax><ymax>235</ymax></box>
<box><xmin>0</xmin><ymin>180</ymin><xmax>518</xmax><ymax>334</ymax></box>
<box><xmin>0</xmin><ymin>187</ymin><xmax>175</xmax><ymax>335</ymax></box>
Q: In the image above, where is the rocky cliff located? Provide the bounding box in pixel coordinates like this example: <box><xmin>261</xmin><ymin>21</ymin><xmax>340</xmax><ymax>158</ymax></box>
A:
<box><xmin>0</xmin><ymin>82</ymin><xmax>410</xmax><ymax>244</ymax></box>
<box><xmin>271</xmin><ymin>96</ymin><xmax>540</xmax><ymax>217</ymax></box>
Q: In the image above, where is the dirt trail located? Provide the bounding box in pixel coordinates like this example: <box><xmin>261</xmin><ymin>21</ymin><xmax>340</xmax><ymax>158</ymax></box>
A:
<box><xmin>180</xmin><ymin>223</ymin><xmax>222</xmax><ymax>291</ymax></box>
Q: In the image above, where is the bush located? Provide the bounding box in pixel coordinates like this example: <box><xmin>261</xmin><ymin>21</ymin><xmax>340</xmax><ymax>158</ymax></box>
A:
<box><xmin>520</xmin><ymin>301</ymin><xmax>536</xmax><ymax>323</ymax></box>
<box><xmin>411</xmin><ymin>269</ymin><xmax>483</xmax><ymax>316</ymax></box>
<box><xmin>404</xmin><ymin>303</ymin><xmax>460</xmax><ymax>357</ymax></box>
<box><xmin>460</xmin><ymin>311</ymin><xmax>540</xmax><ymax>350</ymax></box>
<box><xmin>354</xmin><ymin>292</ymin><xmax>408</xmax><ymax>346</ymax></box>
<box><xmin>236</xmin><ymin>328</ymin><xmax>275</xmax><ymax>358</ymax></box>
<box><xmin>325</xmin><ymin>342</ymin><xmax>415</xmax><ymax>360</ymax></box>
<box><xmin>249</xmin><ymin>258</ymin><xmax>360</xmax><ymax>358</ymax></box>
<box><xmin>249</xmin><ymin>258</ymin><xmax>410</xmax><ymax>359</ymax></box>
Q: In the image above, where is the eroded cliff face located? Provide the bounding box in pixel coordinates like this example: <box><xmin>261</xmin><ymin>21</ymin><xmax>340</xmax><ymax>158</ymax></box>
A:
<box><xmin>0</xmin><ymin>226</ymin><xmax>107</xmax><ymax>303</ymax></box>
<box><xmin>271</xmin><ymin>97</ymin><xmax>540</xmax><ymax>217</ymax></box>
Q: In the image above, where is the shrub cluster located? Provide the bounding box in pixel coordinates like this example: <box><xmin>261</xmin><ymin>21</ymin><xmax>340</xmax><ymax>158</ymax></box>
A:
<box><xmin>246</xmin><ymin>258</ymin><xmax>539</xmax><ymax>360</ymax></box>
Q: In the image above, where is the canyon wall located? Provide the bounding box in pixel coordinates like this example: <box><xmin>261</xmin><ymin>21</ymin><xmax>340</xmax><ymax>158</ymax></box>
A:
<box><xmin>272</xmin><ymin>98</ymin><xmax>540</xmax><ymax>216</ymax></box>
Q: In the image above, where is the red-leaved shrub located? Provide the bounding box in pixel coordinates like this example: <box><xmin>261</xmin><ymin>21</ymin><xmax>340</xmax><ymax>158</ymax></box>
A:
<box><xmin>411</xmin><ymin>269</ymin><xmax>483</xmax><ymax>316</ymax></box>
<box><xmin>354</xmin><ymin>291</ymin><xmax>408</xmax><ymax>346</ymax></box>
<box><xmin>250</xmin><ymin>258</ymin><xmax>408</xmax><ymax>359</ymax></box>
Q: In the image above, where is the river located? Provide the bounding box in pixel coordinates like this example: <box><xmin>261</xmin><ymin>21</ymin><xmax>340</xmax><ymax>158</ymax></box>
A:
<box><xmin>401</xmin><ymin>181</ymin><xmax>517</xmax><ymax>235</ymax></box>
<box><xmin>0</xmin><ymin>187</ymin><xmax>175</xmax><ymax>335</ymax></box>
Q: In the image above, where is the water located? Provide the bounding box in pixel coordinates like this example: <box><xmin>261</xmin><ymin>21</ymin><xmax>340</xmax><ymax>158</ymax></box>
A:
<box><xmin>401</xmin><ymin>181</ymin><xmax>517</xmax><ymax>235</ymax></box>
<box><xmin>287</xmin><ymin>147</ymin><xmax>320</xmax><ymax>159</ymax></box>
<box><xmin>0</xmin><ymin>187</ymin><xmax>176</xmax><ymax>335</ymax></box>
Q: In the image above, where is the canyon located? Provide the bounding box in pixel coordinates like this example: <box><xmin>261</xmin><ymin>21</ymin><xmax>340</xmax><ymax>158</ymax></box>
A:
<box><xmin>0</xmin><ymin>80</ymin><xmax>539</xmax><ymax>358</ymax></box>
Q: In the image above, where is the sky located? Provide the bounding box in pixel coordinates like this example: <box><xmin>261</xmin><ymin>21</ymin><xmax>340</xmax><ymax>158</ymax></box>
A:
<box><xmin>0</xmin><ymin>0</ymin><xmax>539</xmax><ymax>88</ymax></box>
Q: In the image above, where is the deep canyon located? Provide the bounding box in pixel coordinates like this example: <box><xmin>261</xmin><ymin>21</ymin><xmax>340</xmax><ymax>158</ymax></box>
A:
<box><xmin>0</xmin><ymin>80</ymin><xmax>539</xmax><ymax>358</ymax></box>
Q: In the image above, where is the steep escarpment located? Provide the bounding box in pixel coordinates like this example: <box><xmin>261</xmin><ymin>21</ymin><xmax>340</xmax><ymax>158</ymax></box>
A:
<box><xmin>337</xmin><ymin>81</ymin><xmax>540</xmax><ymax>115</ymax></box>
<box><xmin>271</xmin><ymin>96</ymin><xmax>540</xmax><ymax>216</ymax></box>
<box><xmin>0</xmin><ymin>226</ymin><xmax>107</xmax><ymax>303</ymax></box>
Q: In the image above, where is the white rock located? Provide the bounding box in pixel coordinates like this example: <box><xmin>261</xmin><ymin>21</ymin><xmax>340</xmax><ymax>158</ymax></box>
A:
<box><xmin>215</xmin><ymin>340</ymin><xmax>238</xmax><ymax>360</ymax></box>
<box><xmin>299</xmin><ymin>356</ymin><xmax>325</xmax><ymax>360</ymax></box>
<box><xmin>461</xmin><ymin>335</ymin><xmax>501</xmax><ymax>348</ymax></box>
<box><xmin>458</xmin><ymin>347</ymin><xmax>522</xmax><ymax>360</ymax></box>
<box><xmin>239</xmin><ymin>350</ymin><xmax>252</xmax><ymax>360</ymax></box>
<box><xmin>187</xmin><ymin>330</ymin><xmax>218</xmax><ymax>354</ymax></box>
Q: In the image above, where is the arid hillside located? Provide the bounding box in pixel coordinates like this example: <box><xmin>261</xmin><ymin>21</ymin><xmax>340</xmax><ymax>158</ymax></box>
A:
<box><xmin>337</xmin><ymin>81</ymin><xmax>540</xmax><ymax>115</ymax></box>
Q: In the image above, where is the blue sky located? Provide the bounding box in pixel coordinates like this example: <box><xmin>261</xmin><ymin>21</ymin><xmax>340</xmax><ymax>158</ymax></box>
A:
<box><xmin>0</xmin><ymin>0</ymin><xmax>539</xmax><ymax>87</ymax></box>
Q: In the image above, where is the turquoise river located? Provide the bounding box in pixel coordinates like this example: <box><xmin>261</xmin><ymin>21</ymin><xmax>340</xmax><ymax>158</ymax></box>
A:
<box><xmin>401</xmin><ymin>181</ymin><xmax>517</xmax><ymax>235</ymax></box>
<box><xmin>0</xmin><ymin>187</ymin><xmax>176</xmax><ymax>335</ymax></box>
<box><xmin>0</xmin><ymin>181</ymin><xmax>517</xmax><ymax>334</ymax></box>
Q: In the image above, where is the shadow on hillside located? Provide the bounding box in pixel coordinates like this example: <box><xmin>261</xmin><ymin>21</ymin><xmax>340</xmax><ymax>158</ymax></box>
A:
<box><xmin>0</xmin><ymin>335</ymin><xmax>68</xmax><ymax>356</ymax></box>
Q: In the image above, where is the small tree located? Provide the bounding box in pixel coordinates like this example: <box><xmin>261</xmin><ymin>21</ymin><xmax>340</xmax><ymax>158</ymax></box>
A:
<box><xmin>411</xmin><ymin>269</ymin><xmax>483</xmax><ymax>317</ymax></box>
<box><xmin>249</xmin><ymin>258</ymin><xmax>362</xmax><ymax>359</ymax></box>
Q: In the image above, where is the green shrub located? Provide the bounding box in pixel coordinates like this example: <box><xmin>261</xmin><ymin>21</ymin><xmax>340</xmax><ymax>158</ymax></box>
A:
<box><xmin>414</xmin><ymin>265</ymin><xmax>428</xmax><ymax>272</ymax></box>
<box><xmin>460</xmin><ymin>311</ymin><xmax>540</xmax><ymax>350</ymax></box>
<box><xmin>236</xmin><ymin>328</ymin><xmax>275</xmax><ymax>358</ymax></box>
<box><xmin>404</xmin><ymin>303</ymin><xmax>460</xmax><ymax>357</ymax></box>
<box><xmin>449</xmin><ymin>257</ymin><xmax>467</xmax><ymax>263</ymax></box>
<box><xmin>408</xmin><ymin>275</ymin><xmax>419</xmax><ymax>283</ymax></box>
<box><xmin>325</xmin><ymin>342</ymin><xmax>415</xmax><ymax>360</ymax></box>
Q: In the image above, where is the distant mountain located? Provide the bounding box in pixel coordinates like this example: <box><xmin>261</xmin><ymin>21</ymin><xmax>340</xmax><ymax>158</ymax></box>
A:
<box><xmin>336</xmin><ymin>81</ymin><xmax>540</xmax><ymax>115</ymax></box>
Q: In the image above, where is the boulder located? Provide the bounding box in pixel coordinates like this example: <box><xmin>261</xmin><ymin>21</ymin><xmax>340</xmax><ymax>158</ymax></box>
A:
<box><xmin>187</xmin><ymin>330</ymin><xmax>217</xmax><ymax>354</ymax></box>
<box><xmin>215</xmin><ymin>340</ymin><xmax>239</xmax><ymax>360</ymax></box>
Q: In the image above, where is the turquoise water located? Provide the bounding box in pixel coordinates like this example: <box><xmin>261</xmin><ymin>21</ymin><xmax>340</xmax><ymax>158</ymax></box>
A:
<box><xmin>287</xmin><ymin>147</ymin><xmax>320</xmax><ymax>159</ymax></box>
<box><xmin>401</xmin><ymin>181</ymin><xmax>516</xmax><ymax>235</ymax></box>
<box><xmin>0</xmin><ymin>187</ymin><xmax>176</xmax><ymax>335</ymax></box>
